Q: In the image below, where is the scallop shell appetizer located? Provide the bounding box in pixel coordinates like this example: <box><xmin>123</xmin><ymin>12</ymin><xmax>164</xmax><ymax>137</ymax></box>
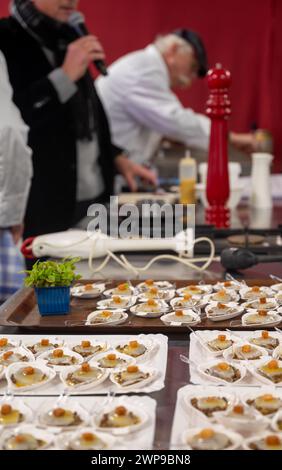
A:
<box><xmin>239</xmin><ymin>285</ymin><xmax>273</xmax><ymax>300</ymax></box>
<box><xmin>181</xmin><ymin>426</ymin><xmax>242</xmax><ymax>450</ymax></box>
<box><xmin>5</xmin><ymin>362</ymin><xmax>56</xmax><ymax>392</ymax></box>
<box><xmin>203</xmin><ymin>289</ymin><xmax>239</xmax><ymax>304</ymax></box>
<box><xmin>0</xmin><ymin>425</ymin><xmax>54</xmax><ymax>450</ymax></box>
<box><xmin>93</xmin><ymin>402</ymin><xmax>149</xmax><ymax>435</ymax></box>
<box><xmin>0</xmin><ymin>337</ymin><xmax>20</xmax><ymax>352</ymax></box>
<box><xmin>56</xmin><ymin>428</ymin><xmax>116</xmax><ymax>450</ymax></box>
<box><xmin>0</xmin><ymin>399</ymin><xmax>33</xmax><ymax>428</ymax></box>
<box><xmin>71</xmin><ymin>283</ymin><xmax>105</xmax><ymax>299</ymax></box>
<box><xmin>38</xmin><ymin>400</ymin><xmax>89</xmax><ymax>430</ymax></box>
<box><xmin>130</xmin><ymin>299</ymin><xmax>169</xmax><ymax>318</ymax></box>
<box><xmin>24</xmin><ymin>337</ymin><xmax>64</xmax><ymax>357</ymax></box>
<box><xmin>184</xmin><ymin>389</ymin><xmax>235</xmax><ymax>420</ymax></box>
<box><xmin>112</xmin><ymin>337</ymin><xmax>158</xmax><ymax>362</ymax></box>
<box><xmin>195</xmin><ymin>331</ymin><xmax>239</xmax><ymax>358</ymax></box>
<box><xmin>241</xmin><ymin>310</ymin><xmax>281</xmax><ymax>327</ymax></box>
<box><xmin>37</xmin><ymin>347</ymin><xmax>83</xmax><ymax>372</ymax></box>
<box><xmin>214</xmin><ymin>402</ymin><xmax>269</xmax><ymax>434</ymax></box>
<box><xmin>243</xmin><ymin>431</ymin><xmax>282</xmax><ymax>450</ymax></box>
<box><xmin>205</xmin><ymin>302</ymin><xmax>243</xmax><ymax>322</ymax></box>
<box><xmin>60</xmin><ymin>362</ymin><xmax>109</xmax><ymax>391</ymax></box>
<box><xmin>223</xmin><ymin>342</ymin><xmax>268</xmax><ymax>363</ymax></box>
<box><xmin>161</xmin><ymin>309</ymin><xmax>201</xmax><ymax>327</ymax></box>
<box><xmin>97</xmin><ymin>295</ymin><xmax>137</xmax><ymax>310</ymax></box>
<box><xmin>90</xmin><ymin>351</ymin><xmax>135</xmax><ymax>372</ymax></box>
<box><xmin>136</xmin><ymin>280</ymin><xmax>174</xmax><ymax>293</ymax></box>
<box><xmin>0</xmin><ymin>347</ymin><xmax>34</xmax><ymax>368</ymax></box>
<box><xmin>109</xmin><ymin>365</ymin><xmax>157</xmax><ymax>391</ymax></box>
<box><xmin>242</xmin><ymin>389</ymin><xmax>282</xmax><ymax>417</ymax></box>
<box><xmin>176</xmin><ymin>284</ymin><xmax>212</xmax><ymax>297</ymax></box>
<box><xmin>69</xmin><ymin>339</ymin><xmax>108</xmax><ymax>359</ymax></box>
<box><xmin>86</xmin><ymin>309</ymin><xmax>128</xmax><ymax>326</ymax></box>
<box><xmin>197</xmin><ymin>360</ymin><xmax>247</xmax><ymax>385</ymax></box>
<box><xmin>103</xmin><ymin>282</ymin><xmax>136</xmax><ymax>297</ymax></box>
<box><xmin>137</xmin><ymin>287</ymin><xmax>175</xmax><ymax>302</ymax></box>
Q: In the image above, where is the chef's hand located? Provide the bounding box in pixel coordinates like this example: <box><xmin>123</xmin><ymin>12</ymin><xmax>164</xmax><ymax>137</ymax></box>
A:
<box><xmin>229</xmin><ymin>132</ymin><xmax>256</xmax><ymax>154</ymax></box>
<box><xmin>62</xmin><ymin>35</ymin><xmax>105</xmax><ymax>82</ymax></box>
<box><xmin>115</xmin><ymin>155</ymin><xmax>158</xmax><ymax>192</ymax></box>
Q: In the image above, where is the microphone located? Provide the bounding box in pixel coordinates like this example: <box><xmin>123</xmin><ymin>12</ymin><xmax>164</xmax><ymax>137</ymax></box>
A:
<box><xmin>220</xmin><ymin>247</ymin><xmax>282</xmax><ymax>271</ymax></box>
<box><xmin>68</xmin><ymin>12</ymin><xmax>108</xmax><ymax>76</ymax></box>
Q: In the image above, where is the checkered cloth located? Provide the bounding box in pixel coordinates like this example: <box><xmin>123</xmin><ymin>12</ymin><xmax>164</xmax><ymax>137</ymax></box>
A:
<box><xmin>0</xmin><ymin>229</ymin><xmax>25</xmax><ymax>303</ymax></box>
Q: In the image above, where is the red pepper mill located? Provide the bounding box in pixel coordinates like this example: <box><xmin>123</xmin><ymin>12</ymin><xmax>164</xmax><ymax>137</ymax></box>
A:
<box><xmin>205</xmin><ymin>63</ymin><xmax>231</xmax><ymax>228</ymax></box>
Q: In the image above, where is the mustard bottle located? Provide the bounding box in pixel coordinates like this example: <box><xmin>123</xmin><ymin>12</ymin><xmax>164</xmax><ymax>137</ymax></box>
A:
<box><xmin>179</xmin><ymin>151</ymin><xmax>196</xmax><ymax>204</ymax></box>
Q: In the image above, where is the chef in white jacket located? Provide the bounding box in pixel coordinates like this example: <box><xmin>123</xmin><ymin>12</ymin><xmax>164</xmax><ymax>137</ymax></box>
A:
<box><xmin>0</xmin><ymin>51</ymin><xmax>32</xmax><ymax>302</ymax></box>
<box><xmin>97</xmin><ymin>29</ymin><xmax>255</xmax><ymax>166</ymax></box>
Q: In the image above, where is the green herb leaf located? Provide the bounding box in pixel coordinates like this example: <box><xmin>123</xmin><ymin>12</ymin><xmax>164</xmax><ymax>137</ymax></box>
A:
<box><xmin>23</xmin><ymin>258</ymin><xmax>81</xmax><ymax>288</ymax></box>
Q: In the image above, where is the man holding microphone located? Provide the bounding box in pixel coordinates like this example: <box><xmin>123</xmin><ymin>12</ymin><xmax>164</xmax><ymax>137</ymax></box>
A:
<box><xmin>0</xmin><ymin>0</ymin><xmax>157</xmax><ymax>238</ymax></box>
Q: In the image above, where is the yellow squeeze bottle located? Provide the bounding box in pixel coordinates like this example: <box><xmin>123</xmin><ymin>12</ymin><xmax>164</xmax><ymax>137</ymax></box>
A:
<box><xmin>179</xmin><ymin>151</ymin><xmax>196</xmax><ymax>204</ymax></box>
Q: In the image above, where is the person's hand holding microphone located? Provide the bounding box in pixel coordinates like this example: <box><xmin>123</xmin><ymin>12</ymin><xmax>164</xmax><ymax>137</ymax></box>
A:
<box><xmin>62</xmin><ymin>35</ymin><xmax>105</xmax><ymax>82</ymax></box>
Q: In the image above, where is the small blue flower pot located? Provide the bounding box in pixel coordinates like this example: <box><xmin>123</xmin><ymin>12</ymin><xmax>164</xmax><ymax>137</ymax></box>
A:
<box><xmin>35</xmin><ymin>287</ymin><xmax>70</xmax><ymax>316</ymax></box>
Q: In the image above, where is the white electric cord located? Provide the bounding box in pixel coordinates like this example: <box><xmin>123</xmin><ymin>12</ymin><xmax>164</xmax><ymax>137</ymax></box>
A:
<box><xmin>88</xmin><ymin>236</ymin><xmax>218</xmax><ymax>276</ymax></box>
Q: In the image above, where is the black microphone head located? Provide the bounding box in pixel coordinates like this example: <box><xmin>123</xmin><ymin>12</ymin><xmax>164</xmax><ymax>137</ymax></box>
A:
<box><xmin>220</xmin><ymin>248</ymin><xmax>258</xmax><ymax>271</ymax></box>
<box><xmin>68</xmin><ymin>11</ymin><xmax>85</xmax><ymax>27</ymax></box>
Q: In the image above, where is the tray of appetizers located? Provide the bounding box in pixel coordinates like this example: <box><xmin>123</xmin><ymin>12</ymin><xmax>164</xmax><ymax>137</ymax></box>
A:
<box><xmin>1</xmin><ymin>279</ymin><xmax>281</xmax><ymax>334</ymax></box>
<box><xmin>170</xmin><ymin>384</ymin><xmax>282</xmax><ymax>450</ymax></box>
<box><xmin>188</xmin><ymin>329</ymin><xmax>282</xmax><ymax>386</ymax></box>
<box><xmin>0</xmin><ymin>395</ymin><xmax>156</xmax><ymax>450</ymax></box>
<box><xmin>0</xmin><ymin>334</ymin><xmax>167</xmax><ymax>395</ymax></box>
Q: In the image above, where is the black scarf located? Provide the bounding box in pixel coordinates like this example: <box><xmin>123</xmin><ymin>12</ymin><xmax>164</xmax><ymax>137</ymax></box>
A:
<box><xmin>11</xmin><ymin>0</ymin><xmax>96</xmax><ymax>141</ymax></box>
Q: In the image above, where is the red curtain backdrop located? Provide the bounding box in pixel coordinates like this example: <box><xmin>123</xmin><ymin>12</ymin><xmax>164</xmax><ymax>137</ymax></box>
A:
<box><xmin>0</xmin><ymin>0</ymin><xmax>281</xmax><ymax>171</ymax></box>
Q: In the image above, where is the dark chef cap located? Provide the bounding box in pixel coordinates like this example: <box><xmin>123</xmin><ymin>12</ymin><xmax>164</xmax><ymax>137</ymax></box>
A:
<box><xmin>172</xmin><ymin>28</ymin><xmax>208</xmax><ymax>77</ymax></box>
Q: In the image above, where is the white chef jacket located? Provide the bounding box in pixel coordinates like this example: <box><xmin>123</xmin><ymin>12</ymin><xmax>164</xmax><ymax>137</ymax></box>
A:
<box><xmin>0</xmin><ymin>51</ymin><xmax>32</xmax><ymax>227</ymax></box>
<box><xmin>96</xmin><ymin>44</ymin><xmax>211</xmax><ymax>165</ymax></box>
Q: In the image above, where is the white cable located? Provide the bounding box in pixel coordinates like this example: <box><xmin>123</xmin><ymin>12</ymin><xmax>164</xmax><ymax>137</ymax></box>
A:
<box><xmin>88</xmin><ymin>236</ymin><xmax>218</xmax><ymax>275</ymax></box>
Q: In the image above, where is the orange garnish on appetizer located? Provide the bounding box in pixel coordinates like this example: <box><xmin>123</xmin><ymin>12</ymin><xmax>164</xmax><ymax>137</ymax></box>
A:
<box><xmin>53</xmin><ymin>408</ymin><xmax>65</xmax><ymax>418</ymax></box>
<box><xmin>127</xmin><ymin>365</ymin><xmax>139</xmax><ymax>373</ymax></box>
<box><xmin>198</xmin><ymin>429</ymin><xmax>215</xmax><ymax>439</ymax></box>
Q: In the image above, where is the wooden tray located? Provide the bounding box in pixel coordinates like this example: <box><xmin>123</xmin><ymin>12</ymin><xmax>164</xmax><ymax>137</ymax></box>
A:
<box><xmin>0</xmin><ymin>279</ymin><xmax>279</xmax><ymax>334</ymax></box>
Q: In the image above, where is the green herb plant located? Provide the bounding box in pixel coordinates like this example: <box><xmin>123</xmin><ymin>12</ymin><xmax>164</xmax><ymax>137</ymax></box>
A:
<box><xmin>24</xmin><ymin>258</ymin><xmax>81</xmax><ymax>288</ymax></box>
